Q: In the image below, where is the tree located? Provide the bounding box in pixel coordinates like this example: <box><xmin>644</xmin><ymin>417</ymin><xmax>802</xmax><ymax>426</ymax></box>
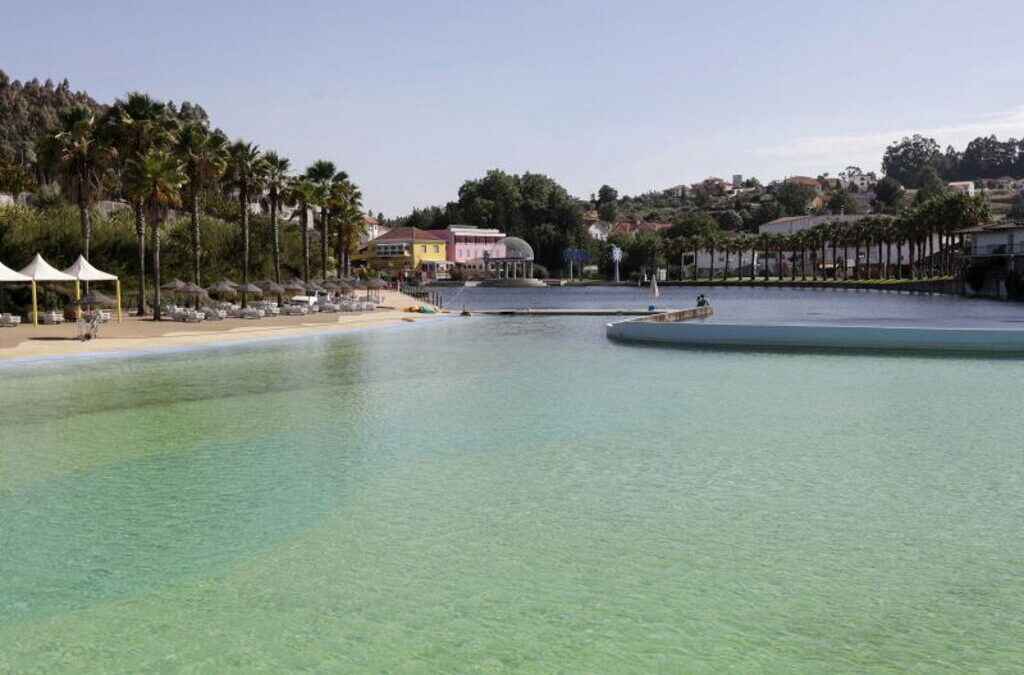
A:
<box><xmin>826</xmin><ymin>190</ymin><xmax>858</xmax><ymax>215</ymax></box>
<box><xmin>38</xmin><ymin>107</ymin><xmax>115</xmax><ymax>260</ymax></box>
<box><xmin>305</xmin><ymin>159</ymin><xmax>337</xmax><ymax>279</ymax></box>
<box><xmin>715</xmin><ymin>209</ymin><xmax>743</xmax><ymax>231</ymax></box>
<box><xmin>596</xmin><ymin>184</ymin><xmax>618</xmax><ymax>222</ymax></box>
<box><xmin>176</xmin><ymin>122</ymin><xmax>227</xmax><ymax>286</ymax></box>
<box><xmin>1009</xmin><ymin>193</ymin><xmax>1024</xmax><ymax>219</ymax></box>
<box><xmin>882</xmin><ymin>135</ymin><xmax>942</xmax><ymax>188</ymax></box>
<box><xmin>100</xmin><ymin>92</ymin><xmax>177</xmax><ymax>315</ymax></box>
<box><xmin>125</xmin><ymin>149</ymin><xmax>186</xmax><ymax>320</ymax></box>
<box><xmin>263</xmin><ymin>151</ymin><xmax>291</xmax><ymax>283</ymax></box>
<box><xmin>287</xmin><ymin>178</ymin><xmax>318</xmax><ymax>282</ymax></box>
<box><xmin>669</xmin><ymin>210</ymin><xmax>718</xmax><ymax>239</ymax></box>
<box><xmin>775</xmin><ymin>182</ymin><xmax>816</xmax><ymax>215</ymax></box>
<box><xmin>874</xmin><ymin>176</ymin><xmax>905</xmax><ymax>213</ymax></box>
<box><xmin>224</xmin><ymin>141</ymin><xmax>268</xmax><ymax>306</ymax></box>
<box><xmin>915</xmin><ymin>165</ymin><xmax>947</xmax><ymax>204</ymax></box>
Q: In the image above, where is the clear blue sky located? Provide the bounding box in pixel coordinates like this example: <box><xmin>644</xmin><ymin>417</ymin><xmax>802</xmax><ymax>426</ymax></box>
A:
<box><xmin>5</xmin><ymin>0</ymin><xmax>1023</xmax><ymax>215</ymax></box>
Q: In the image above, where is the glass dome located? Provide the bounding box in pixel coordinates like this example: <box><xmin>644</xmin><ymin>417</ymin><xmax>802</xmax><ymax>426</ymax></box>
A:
<box><xmin>496</xmin><ymin>236</ymin><xmax>534</xmax><ymax>261</ymax></box>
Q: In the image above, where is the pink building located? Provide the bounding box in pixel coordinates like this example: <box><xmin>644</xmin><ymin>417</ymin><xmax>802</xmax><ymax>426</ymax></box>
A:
<box><xmin>427</xmin><ymin>226</ymin><xmax>506</xmax><ymax>267</ymax></box>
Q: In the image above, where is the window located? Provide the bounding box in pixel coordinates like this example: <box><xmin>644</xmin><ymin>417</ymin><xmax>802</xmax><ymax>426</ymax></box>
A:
<box><xmin>421</xmin><ymin>245</ymin><xmax>427</xmax><ymax>253</ymax></box>
<box><xmin>434</xmin><ymin>245</ymin><xmax>439</xmax><ymax>253</ymax></box>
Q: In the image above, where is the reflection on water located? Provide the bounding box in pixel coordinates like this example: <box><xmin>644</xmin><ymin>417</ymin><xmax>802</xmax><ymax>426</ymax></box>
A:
<box><xmin>2</xmin><ymin>312</ymin><xmax>1023</xmax><ymax>671</ymax></box>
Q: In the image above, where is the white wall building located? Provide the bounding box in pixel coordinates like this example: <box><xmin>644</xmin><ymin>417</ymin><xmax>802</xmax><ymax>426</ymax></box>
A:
<box><xmin>948</xmin><ymin>181</ymin><xmax>976</xmax><ymax>197</ymax></box>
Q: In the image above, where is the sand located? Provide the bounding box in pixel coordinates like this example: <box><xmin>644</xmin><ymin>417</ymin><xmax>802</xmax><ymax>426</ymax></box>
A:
<box><xmin>0</xmin><ymin>291</ymin><xmax>444</xmax><ymax>362</ymax></box>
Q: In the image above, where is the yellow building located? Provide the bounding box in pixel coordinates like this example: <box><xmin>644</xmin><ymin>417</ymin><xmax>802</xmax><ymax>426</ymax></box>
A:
<box><xmin>355</xmin><ymin>227</ymin><xmax>450</xmax><ymax>279</ymax></box>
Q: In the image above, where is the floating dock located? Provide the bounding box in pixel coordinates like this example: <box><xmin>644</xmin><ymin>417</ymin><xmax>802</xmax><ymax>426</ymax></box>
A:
<box><xmin>606</xmin><ymin>310</ymin><xmax>1024</xmax><ymax>353</ymax></box>
<box><xmin>475</xmin><ymin>307</ymin><xmax>685</xmax><ymax>316</ymax></box>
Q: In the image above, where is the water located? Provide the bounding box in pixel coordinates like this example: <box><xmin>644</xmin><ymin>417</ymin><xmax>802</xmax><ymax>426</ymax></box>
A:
<box><xmin>2</xmin><ymin>291</ymin><xmax>1023</xmax><ymax>671</ymax></box>
<box><xmin>437</xmin><ymin>284</ymin><xmax>1024</xmax><ymax>328</ymax></box>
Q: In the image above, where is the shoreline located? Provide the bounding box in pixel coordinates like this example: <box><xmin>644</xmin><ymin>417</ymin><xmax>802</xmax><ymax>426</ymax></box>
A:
<box><xmin>0</xmin><ymin>290</ymin><xmax>444</xmax><ymax>365</ymax></box>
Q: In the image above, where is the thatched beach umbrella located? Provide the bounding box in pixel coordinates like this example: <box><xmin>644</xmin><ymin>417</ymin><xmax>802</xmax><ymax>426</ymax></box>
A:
<box><xmin>73</xmin><ymin>290</ymin><xmax>116</xmax><ymax>307</ymax></box>
<box><xmin>283</xmin><ymin>279</ymin><xmax>306</xmax><ymax>293</ymax></box>
<box><xmin>207</xmin><ymin>279</ymin><xmax>239</xmax><ymax>299</ymax></box>
<box><xmin>161</xmin><ymin>278</ymin><xmax>186</xmax><ymax>292</ymax></box>
<box><xmin>256</xmin><ymin>278</ymin><xmax>286</xmax><ymax>294</ymax></box>
<box><xmin>366</xmin><ymin>277</ymin><xmax>386</xmax><ymax>301</ymax></box>
<box><xmin>178</xmin><ymin>282</ymin><xmax>207</xmax><ymax>308</ymax></box>
<box><xmin>237</xmin><ymin>283</ymin><xmax>264</xmax><ymax>296</ymax></box>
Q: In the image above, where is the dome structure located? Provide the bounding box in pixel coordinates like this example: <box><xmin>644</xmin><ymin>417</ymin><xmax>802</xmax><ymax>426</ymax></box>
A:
<box><xmin>495</xmin><ymin>236</ymin><xmax>534</xmax><ymax>261</ymax></box>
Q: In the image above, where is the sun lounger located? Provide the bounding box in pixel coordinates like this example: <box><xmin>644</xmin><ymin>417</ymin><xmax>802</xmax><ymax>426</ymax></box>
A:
<box><xmin>41</xmin><ymin>311</ymin><xmax>64</xmax><ymax>325</ymax></box>
<box><xmin>0</xmin><ymin>313</ymin><xmax>21</xmax><ymax>327</ymax></box>
<box><xmin>202</xmin><ymin>306</ymin><xmax>226</xmax><ymax>320</ymax></box>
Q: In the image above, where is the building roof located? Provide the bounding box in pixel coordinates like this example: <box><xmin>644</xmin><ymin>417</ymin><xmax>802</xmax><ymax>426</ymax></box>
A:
<box><xmin>784</xmin><ymin>176</ymin><xmax>821</xmax><ymax>187</ymax></box>
<box><xmin>371</xmin><ymin>227</ymin><xmax>444</xmax><ymax>243</ymax></box>
<box><xmin>956</xmin><ymin>219</ymin><xmax>1024</xmax><ymax>234</ymax></box>
<box><xmin>610</xmin><ymin>220</ymin><xmax>673</xmax><ymax>236</ymax></box>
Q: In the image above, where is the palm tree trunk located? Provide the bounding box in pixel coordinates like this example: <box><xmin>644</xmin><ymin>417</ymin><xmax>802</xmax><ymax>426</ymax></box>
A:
<box><xmin>830</xmin><ymin>239</ymin><xmax>837</xmax><ymax>280</ymax></box>
<box><xmin>896</xmin><ymin>241</ymin><xmax>902</xmax><ymax>279</ymax></box>
<box><xmin>79</xmin><ymin>202</ymin><xmax>91</xmax><ymax>261</ymax></box>
<box><xmin>191</xmin><ymin>191</ymin><xmax>202</xmax><ymax>287</ymax></box>
<box><xmin>777</xmin><ymin>246</ymin><xmax>784</xmax><ymax>281</ymax></box>
<box><xmin>692</xmin><ymin>244</ymin><xmax>698</xmax><ymax>281</ymax></box>
<box><xmin>723</xmin><ymin>247</ymin><xmax>729</xmax><ymax>281</ymax></box>
<box><xmin>737</xmin><ymin>249</ymin><xmax>743</xmax><ymax>280</ymax></box>
<box><xmin>927</xmin><ymin>233</ymin><xmax>934</xmax><ymax>277</ymax></box>
<box><xmin>709</xmin><ymin>247</ymin><xmax>715</xmax><ymax>280</ymax></box>
<box><xmin>854</xmin><ymin>243</ymin><xmax>861</xmax><ymax>280</ymax></box>
<box><xmin>134</xmin><ymin>201</ymin><xmax>147</xmax><ymax>316</ymax></box>
<box><xmin>300</xmin><ymin>209</ymin><xmax>310</xmax><ymax>283</ymax></box>
<box><xmin>271</xmin><ymin>194</ymin><xmax>281</xmax><ymax>284</ymax></box>
<box><xmin>241</xmin><ymin>189</ymin><xmax>250</xmax><ymax>308</ymax></box>
<box><xmin>320</xmin><ymin>212</ymin><xmax>329</xmax><ymax>281</ymax></box>
<box><xmin>151</xmin><ymin>217</ymin><xmax>162</xmax><ymax>321</ymax></box>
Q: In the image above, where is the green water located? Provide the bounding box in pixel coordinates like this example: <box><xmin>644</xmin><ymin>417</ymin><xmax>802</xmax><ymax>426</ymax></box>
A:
<box><xmin>2</xmin><ymin>317</ymin><xmax>1023</xmax><ymax>672</ymax></box>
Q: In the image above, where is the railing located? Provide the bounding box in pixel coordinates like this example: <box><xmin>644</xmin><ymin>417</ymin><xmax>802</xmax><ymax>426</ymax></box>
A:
<box><xmin>402</xmin><ymin>286</ymin><xmax>443</xmax><ymax>308</ymax></box>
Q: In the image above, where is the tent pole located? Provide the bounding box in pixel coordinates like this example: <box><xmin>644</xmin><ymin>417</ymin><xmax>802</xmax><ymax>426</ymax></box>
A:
<box><xmin>116</xmin><ymin>280</ymin><xmax>122</xmax><ymax>322</ymax></box>
<box><xmin>31</xmin><ymin>281</ymin><xmax>38</xmax><ymax>326</ymax></box>
<box><xmin>75</xmin><ymin>281</ymin><xmax>82</xmax><ymax>319</ymax></box>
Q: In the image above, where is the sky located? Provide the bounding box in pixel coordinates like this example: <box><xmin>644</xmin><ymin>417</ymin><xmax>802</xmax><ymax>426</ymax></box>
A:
<box><xmin>4</xmin><ymin>0</ymin><xmax>1024</xmax><ymax>215</ymax></box>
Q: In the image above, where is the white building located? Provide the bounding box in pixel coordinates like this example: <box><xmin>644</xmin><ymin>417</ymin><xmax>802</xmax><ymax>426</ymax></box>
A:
<box><xmin>948</xmin><ymin>181</ymin><xmax>976</xmax><ymax>197</ymax></box>
<box><xmin>588</xmin><ymin>221</ymin><xmax>611</xmax><ymax>241</ymax></box>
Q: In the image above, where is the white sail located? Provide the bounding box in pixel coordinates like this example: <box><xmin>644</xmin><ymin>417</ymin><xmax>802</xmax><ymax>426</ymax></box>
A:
<box><xmin>650</xmin><ymin>276</ymin><xmax>660</xmax><ymax>299</ymax></box>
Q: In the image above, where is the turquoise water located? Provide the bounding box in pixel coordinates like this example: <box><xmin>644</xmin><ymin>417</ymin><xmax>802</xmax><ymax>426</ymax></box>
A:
<box><xmin>2</xmin><ymin>309</ymin><xmax>1024</xmax><ymax>671</ymax></box>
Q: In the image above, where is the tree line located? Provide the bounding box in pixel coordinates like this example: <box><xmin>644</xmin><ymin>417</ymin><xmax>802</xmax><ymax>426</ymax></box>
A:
<box><xmin>883</xmin><ymin>134</ymin><xmax>1024</xmax><ymax>189</ymax></box>
<box><xmin>603</xmin><ymin>191</ymin><xmax>988</xmax><ymax>282</ymax></box>
<box><xmin>5</xmin><ymin>89</ymin><xmax>363</xmax><ymax>319</ymax></box>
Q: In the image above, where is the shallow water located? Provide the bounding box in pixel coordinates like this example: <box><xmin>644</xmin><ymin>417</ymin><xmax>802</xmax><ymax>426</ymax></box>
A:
<box><xmin>2</xmin><ymin>302</ymin><xmax>1023</xmax><ymax>671</ymax></box>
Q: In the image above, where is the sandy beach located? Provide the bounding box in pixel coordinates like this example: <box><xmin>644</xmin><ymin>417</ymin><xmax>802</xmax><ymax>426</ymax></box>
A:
<box><xmin>0</xmin><ymin>290</ymin><xmax>442</xmax><ymax>362</ymax></box>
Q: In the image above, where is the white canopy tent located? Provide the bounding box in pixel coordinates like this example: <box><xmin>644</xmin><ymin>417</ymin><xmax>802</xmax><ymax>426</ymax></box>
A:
<box><xmin>64</xmin><ymin>255</ymin><xmax>122</xmax><ymax>322</ymax></box>
<box><xmin>0</xmin><ymin>260</ymin><xmax>30</xmax><ymax>283</ymax></box>
<box><xmin>0</xmin><ymin>261</ymin><xmax>31</xmax><ymax>319</ymax></box>
<box><xmin>18</xmin><ymin>254</ymin><xmax>76</xmax><ymax>326</ymax></box>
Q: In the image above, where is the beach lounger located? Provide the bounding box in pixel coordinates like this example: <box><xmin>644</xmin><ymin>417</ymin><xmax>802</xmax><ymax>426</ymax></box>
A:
<box><xmin>202</xmin><ymin>306</ymin><xmax>226</xmax><ymax>320</ymax></box>
<box><xmin>0</xmin><ymin>313</ymin><xmax>21</xmax><ymax>327</ymax></box>
<box><xmin>41</xmin><ymin>311</ymin><xmax>64</xmax><ymax>325</ymax></box>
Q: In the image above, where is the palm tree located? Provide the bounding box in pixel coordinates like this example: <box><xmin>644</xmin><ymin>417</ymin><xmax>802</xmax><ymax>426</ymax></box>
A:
<box><xmin>263</xmin><ymin>152</ymin><xmax>291</xmax><ymax>283</ymax></box>
<box><xmin>288</xmin><ymin>178</ymin><xmax>319</xmax><ymax>283</ymax></box>
<box><xmin>224</xmin><ymin>141</ymin><xmax>268</xmax><ymax>306</ymax></box>
<box><xmin>38</xmin><ymin>107</ymin><xmax>116</xmax><ymax>261</ymax></box>
<box><xmin>176</xmin><ymin>123</ymin><xmax>228</xmax><ymax>287</ymax></box>
<box><xmin>331</xmin><ymin>178</ymin><xmax>364</xmax><ymax>277</ymax></box>
<box><xmin>101</xmin><ymin>92</ymin><xmax>176</xmax><ymax>314</ymax></box>
<box><xmin>721</xmin><ymin>234</ymin><xmax>731</xmax><ymax>281</ymax></box>
<box><xmin>305</xmin><ymin>160</ymin><xmax>337</xmax><ymax>280</ymax></box>
<box><xmin>125</xmin><ymin>149</ymin><xmax>186</xmax><ymax>321</ymax></box>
